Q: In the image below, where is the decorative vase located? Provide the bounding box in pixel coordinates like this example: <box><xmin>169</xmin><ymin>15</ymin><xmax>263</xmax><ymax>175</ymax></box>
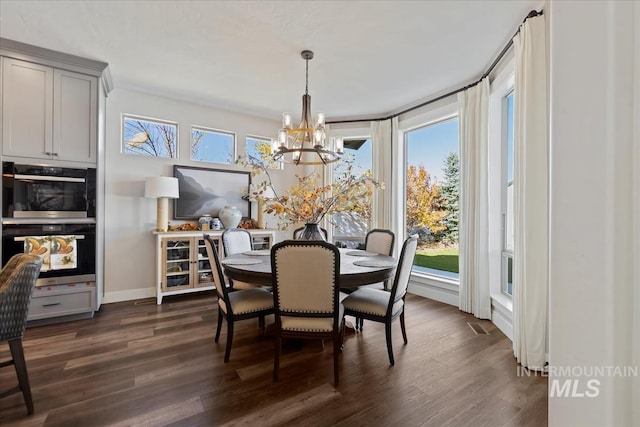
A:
<box><xmin>296</xmin><ymin>223</ymin><xmax>326</xmax><ymax>241</ymax></box>
<box><xmin>219</xmin><ymin>206</ymin><xmax>242</xmax><ymax>229</ymax></box>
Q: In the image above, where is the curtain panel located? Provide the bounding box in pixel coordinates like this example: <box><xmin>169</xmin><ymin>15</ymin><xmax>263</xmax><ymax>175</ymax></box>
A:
<box><xmin>512</xmin><ymin>14</ymin><xmax>549</xmax><ymax>370</ymax></box>
<box><xmin>458</xmin><ymin>78</ymin><xmax>491</xmax><ymax>319</ymax></box>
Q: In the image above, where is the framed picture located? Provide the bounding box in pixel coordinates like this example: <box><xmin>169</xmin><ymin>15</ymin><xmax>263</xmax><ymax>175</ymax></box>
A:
<box><xmin>173</xmin><ymin>165</ymin><xmax>251</xmax><ymax>219</ymax></box>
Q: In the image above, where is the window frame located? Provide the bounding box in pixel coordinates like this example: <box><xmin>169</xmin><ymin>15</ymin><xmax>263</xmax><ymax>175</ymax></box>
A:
<box><xmin>190</xmin><ymin>125</ymin><xmax>236</xmax><ymax>165</ymax></box>
<box><xmin>501</xmin><ymin>91</ymin><xmax>515</xmax><ymax>296</ymax></box>
<box><xmin>121</xmin><ymin>113</ymin><xmax>179</xmax><ymax>159</ymax></box>
<box><xmin>488</xmin><ymin>54</ymin><xmax>515</xmax><ymax>315</ymax></box>
<box><xmin>330</xmin><ymin>136</ymin><xmax>374</xmax><ymax>249</ymax></box>
<box><xmin>245</xmin><ymin>134</ymin><xmax>283</xmax><ymax>170</ymax></box>
<box><xmin>402</xmin><ymin>113</ymin><xmax>460</xmax><ymax>281</ymax></box>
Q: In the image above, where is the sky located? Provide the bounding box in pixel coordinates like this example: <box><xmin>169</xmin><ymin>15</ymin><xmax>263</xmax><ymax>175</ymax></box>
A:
<box><xmin>406</xmin><ymin>117</ymin><xmax>459</xmax><ymax>183</ymax></box>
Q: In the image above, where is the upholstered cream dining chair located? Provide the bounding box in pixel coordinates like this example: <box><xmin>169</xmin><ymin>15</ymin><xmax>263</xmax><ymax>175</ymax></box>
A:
<box><xmin>342</xmin><ymin>235</ymin><xmax>418</xmax><ymax>366</ymax></box>
<box><xmin>271</xmin><ymin>240</ymin><xmax>344</xmax><ymax>385</ymax></box>
<box><xmin>221</xmin><ymin>228</ymin><xmax>257</xmax><ymax>289</ymax></box>
<box><xmin>203</xmin><ymin>234</ymin><xmax>274</xmax><ymax>363</ymax></box>
<box><xmin>0</xmin><ymin>253</ymin><xmax>42</xmax><ymax>414</ymax></box>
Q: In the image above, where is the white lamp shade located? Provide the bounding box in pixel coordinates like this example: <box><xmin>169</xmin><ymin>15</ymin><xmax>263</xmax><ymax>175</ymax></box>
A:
<box><xmin>145</xmin><ymin>176</ymin><xmax>179</xmax><ymax>199</ymax></box>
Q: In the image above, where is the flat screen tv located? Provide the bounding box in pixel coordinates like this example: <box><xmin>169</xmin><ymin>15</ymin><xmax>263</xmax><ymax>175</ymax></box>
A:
<box><xmin>173</xmin><ymin>165</ymin><xmax>251</xmax><ymax>220</ymax></box>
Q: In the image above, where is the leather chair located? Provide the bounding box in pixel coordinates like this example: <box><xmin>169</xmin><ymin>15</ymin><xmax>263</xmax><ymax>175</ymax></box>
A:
<box><xmin>271</xmin><ymin>240</ymin><xmax>344</xmax><ymax>385</ymax></box>
<box><xmin>0</xmin><ymin>254</ymin><xmax>43</xmax><ymax>414</ymax></box>
<box><xmin>342</xmin><ymin>235</ymin><xmax>418</xmax><ymax>365</ymax></box>
<box><xmin>203</xmin><ymin>234</ymin><xmax>274</xmax><ymax>362</ymax></box>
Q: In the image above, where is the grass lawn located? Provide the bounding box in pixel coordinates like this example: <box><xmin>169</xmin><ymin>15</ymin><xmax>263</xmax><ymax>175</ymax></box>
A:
<box><xmin>414</xmin><ymin>247</ymin><xmax>459</xmax><ymax>274</ymax></box>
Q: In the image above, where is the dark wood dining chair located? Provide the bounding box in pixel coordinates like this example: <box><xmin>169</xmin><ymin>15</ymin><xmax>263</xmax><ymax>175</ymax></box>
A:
<box><xmin>271</xmin><ymin>240</ymin><xmax>344</xmax><ymax>385</ymax></box>
<box><xmin>342</xmin><ymin>235</ymin><xmax>418</xmax><ymax>365</ymax></box>
<box><xmin>0</xmin><ymin>254</ymin><xmax>43</xmax><ymax>415</ymax></box>
<box><xmin>203</xmin><ymin>234</ymin><xmax>274</xmax><ymax>362</ymax></box>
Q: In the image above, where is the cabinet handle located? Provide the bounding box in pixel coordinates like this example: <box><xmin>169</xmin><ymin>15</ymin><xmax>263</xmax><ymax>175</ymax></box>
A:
<box><xmin>52</xmin><ymin>153</ymin><xmax>59</xmax><ymax>156</ymax></box>
<box><xmin>42</xmin><ymin>302</ymin><xmax>61</xmax><ymax>307</ymax></box>
<box><xmin>44</xmin><ymin>152</ymin><xmax>51</xmax><ymax>156</ymax></box>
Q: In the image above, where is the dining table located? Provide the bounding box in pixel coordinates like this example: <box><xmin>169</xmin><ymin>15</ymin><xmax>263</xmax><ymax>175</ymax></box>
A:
<box><xmin>221</xmin><ymin>247</ymin><xmax>397</xmax><ymax>289</ymax></box>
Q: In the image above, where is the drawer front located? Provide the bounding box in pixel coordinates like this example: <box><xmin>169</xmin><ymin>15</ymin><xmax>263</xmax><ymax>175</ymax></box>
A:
<box><xmin>29</xmin><ymin>289</ymin><xmax>95</xmax><ymax>320</ymax></box>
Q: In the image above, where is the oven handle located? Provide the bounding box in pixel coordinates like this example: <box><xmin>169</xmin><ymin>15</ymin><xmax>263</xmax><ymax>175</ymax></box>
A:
<box><xmin>14</xmin><ymin>174</ymin><xmax>85</xmax><ymax>183</ymax></box>
<box><xmin>14</xmin><ymin>235</ymin><xmax>86</xmax><ymax>242</ymax></box>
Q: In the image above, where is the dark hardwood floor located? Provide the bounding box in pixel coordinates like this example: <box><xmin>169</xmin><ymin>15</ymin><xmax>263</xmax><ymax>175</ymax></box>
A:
<box><xmin>0</xmin><ymin>293</ymin><xmax>547</xmax><ymax>426</ymax></box>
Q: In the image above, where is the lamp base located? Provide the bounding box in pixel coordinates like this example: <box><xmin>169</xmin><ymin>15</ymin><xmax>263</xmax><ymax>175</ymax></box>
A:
<box><xmin>156</xmin><ymin>197</ymin><xmax>169</xmax><ymax>232</ymax></box>
<box><xmin>257</xmin><ymin>200</ymin><xmax>266</xmax><ymax>229</ymax></box>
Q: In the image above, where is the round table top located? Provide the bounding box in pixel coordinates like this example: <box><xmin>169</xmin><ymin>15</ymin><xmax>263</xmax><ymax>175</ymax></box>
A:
<box><xmin>222</xmin><ymin>248</ymin><xmax>397</xmax><ymax>288</ymax></box>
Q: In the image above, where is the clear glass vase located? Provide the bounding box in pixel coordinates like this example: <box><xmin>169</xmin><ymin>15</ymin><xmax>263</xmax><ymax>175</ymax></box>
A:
<box><xmin>297</xmin><ymin>223</ymin><xmax>326</xmax><ymax>241</ymax></box>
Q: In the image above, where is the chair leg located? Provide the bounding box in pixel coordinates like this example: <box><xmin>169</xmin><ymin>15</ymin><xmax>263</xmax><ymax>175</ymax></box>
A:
<box><xmin>359</xmin><ymin>317</ymin><xmax>364</xmax><ymax>331</ymax></box>
<box><xmin>259</xmin><ymin>315</ymin><xmax>265</xmax><ymax>331</ymax></box>
<box><xmin>215</xmin><ymin>308</ymin><xmax>223</xmax><ymax>343</ymax></box>
<box><xmin>385</xmin><ymin>322</ymin><xmax>395</xmax><ymax>366</ymax></box>
<box><xmin>333</xmin><ymin>331</ymin><xmax>340</xmax><ymax>386</ymax></box>
<box><xmin>273</xmin><ymin>336</ymin><xmax>281</xmax><ymax>382</ymax></box>
<box><xmin>400</xmin><ymin>311</ymin><xmax>408</xmax><ymax>344</ymax></box>
<box><xmin>8</xmin><ymin>339</ymin><xmax>33</xmax><ymax>415</ymax></box>
<box><xmin>224</xmin><ymin>320</ymin><xmax>234</xmax><ymax>363</ymax></box>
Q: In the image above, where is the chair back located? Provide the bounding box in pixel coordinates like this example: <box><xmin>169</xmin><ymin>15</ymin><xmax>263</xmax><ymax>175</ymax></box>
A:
<box><xmin>365</xmin><ymin>229</ymin><xmax>395</xmax><ymax>256</ymax></box>
<box><xmin>271</xmin><ymin>240</ymin><xmax>339</xmax><ymax>321</ymax></box>
<box><xmin>203</xmin><ymin>234</ymin><xmax>233</xmax><ymax>311</ymax></box>
<box><xmin>293</xmin><ymin>226</ymin><xmax>328</xmax><ymax>240</ymax></box>
<box><xmin>387</xmin><ymin>235</ymin><xmax>418</xmax><ymax>310</ymax></box>
<box><xmin>0</xmin><ymin>254</ymin><xmax>42</xmax><ymax>341</ymax></box>
<box><xmin>222</xmin><ymin>228</ymin><xmax>252</xmax><ymax>256</ymax></box>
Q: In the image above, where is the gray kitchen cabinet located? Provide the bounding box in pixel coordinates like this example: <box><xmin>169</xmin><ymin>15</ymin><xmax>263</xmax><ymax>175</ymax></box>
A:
<box><xmin>1</xmin><ymin>57</ymin><xmax>97</xmax><ymax>164</ymax></box>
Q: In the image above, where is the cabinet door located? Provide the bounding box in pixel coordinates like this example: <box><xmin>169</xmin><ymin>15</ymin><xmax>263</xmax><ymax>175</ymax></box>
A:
<box><xmin>53</xmin><ymin>69</ymin><xmax>97</xmax><ymax>163</ymax></box>
<box><xmin>162</xmin><ymin>238</ymin><xmax>192</xmax><ymax>291</ymax></box>
<box><xmin>194</xmin><ymin>236</ymin><xmax>216</xmax><ymax>287</ymax></box>
<box><xmin>1</xmin><ymin>57</ymin><xmax>53</xmax><ymax>159</ymax></box>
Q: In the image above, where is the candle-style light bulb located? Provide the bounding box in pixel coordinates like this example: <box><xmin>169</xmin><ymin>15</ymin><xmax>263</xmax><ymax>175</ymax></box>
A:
<box><xmin>282</xmin><ymin>113</ymin><xmax>292</xmax><ymax>129</ymax></box>
<box><xmin>335</xmin><ymin>137</ymin><xmax>344</xmax><ymax>154</ymax></box>
<box><xmin>317</xmin><ymin>112</ymin><xmax>325</xmax><ymax>128</ymax></box>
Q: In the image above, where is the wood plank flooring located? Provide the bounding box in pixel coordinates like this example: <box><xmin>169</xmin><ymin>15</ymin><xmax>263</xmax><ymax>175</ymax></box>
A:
<box><xmin>0</xmin><ymin>293</ymin><xmax>547</xmax><ymax>426</ymax></box>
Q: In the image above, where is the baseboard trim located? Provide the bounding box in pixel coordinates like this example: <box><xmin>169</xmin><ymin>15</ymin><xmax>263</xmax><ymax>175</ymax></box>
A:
<box><xmin>103</xmin><ymin>287</ymin><xmax>155</xmax><ymax>304</ymax></box>
<box><xmin>408</xmin><ymin>274</ymin><xmax>459</xmax><ymax>307</ymax></box>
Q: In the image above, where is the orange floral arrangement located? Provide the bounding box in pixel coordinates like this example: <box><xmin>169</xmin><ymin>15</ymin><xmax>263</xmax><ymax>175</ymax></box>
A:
<box><xmin>239</xmin><ymin>146</ymin><xmax>383</xmax><ymax>230</ymax></box>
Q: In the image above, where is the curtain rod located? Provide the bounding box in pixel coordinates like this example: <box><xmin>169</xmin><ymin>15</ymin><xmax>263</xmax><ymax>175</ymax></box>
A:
<box><xmin>327</xmin><ymin>9</ymin><xmax>543</xmax><ymax>125</ymax></box>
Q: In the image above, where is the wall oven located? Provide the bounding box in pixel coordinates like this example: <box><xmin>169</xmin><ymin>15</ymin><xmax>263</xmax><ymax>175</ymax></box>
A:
<box><xmin>1</xmin><ymin>221</ymin><xmax>96</xmax><ymax>286</ymax></box>
<box><xmin>2</xmin><ymin>162</ymin><xmax>96</xmax><ymax>219</ymax></box>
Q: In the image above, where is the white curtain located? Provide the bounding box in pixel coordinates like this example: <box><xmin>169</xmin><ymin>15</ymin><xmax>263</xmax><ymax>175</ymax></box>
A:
<box><xmin>512</xmin><ymin>14</ymin><xmax>548</xmax><ymax>370</ymax></box>
<box><xmin>458</xmin><ymin>78</ymin><xmax>491</xmax><ymax>319</ymax></box>
<box><xmin>371</xmin><ymin>119</ymin><xmax>394</xmax><ymax>232</ymax></box>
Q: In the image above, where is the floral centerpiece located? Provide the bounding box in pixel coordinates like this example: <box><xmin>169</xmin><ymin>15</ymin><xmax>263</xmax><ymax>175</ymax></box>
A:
<box><xmin>238</xmin><ymin>143</ymin><xmax>383</xmax><ymax>233</ymax></box>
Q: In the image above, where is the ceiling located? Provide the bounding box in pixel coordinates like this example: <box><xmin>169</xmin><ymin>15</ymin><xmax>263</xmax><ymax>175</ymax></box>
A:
<box><xmin>0</xmin><ymin>1</ymin><xmax>541</xmax><ymax>122</ymax></box>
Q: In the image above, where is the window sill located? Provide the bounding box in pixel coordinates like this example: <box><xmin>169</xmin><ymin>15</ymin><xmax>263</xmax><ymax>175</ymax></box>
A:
<box><xmin>491</xmin><ymin>292</ymin><xmax>513</xmax><ymax>313</ymax></box>
<box><xmin>409</xmin><ymin>270</ymin><xmax>459</xmax><ymax>307</ymax></box>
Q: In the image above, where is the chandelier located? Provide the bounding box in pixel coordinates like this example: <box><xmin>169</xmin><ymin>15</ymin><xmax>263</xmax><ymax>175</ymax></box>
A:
<box><xmin>272</xmin><ymin>50</ymin><xmax>343</xmax><ymax>165</ymax></box>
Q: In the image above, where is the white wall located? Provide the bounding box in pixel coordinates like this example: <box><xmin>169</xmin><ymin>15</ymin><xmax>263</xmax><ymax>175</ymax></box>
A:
<box><xmin>103</xmin><ymin>88</ymin><xmax>294</xmax><ymax>302</ymax></box>
<box><xmin>548</xmin><ymin>1</ymin><xmax>639</xmax><ymax>425</ymax></box>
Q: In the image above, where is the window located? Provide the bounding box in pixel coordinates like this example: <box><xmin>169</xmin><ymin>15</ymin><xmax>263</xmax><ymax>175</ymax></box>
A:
<box><xmin>332</xmin><ymin>138</ymin><xmax>373</xmax><ymax>248</ymax></box>
<box><xmin>405</xmin><ymin>117</ymin><xmax>459</xmax><ymax>279</ymax></box>
<box><xmin>246</xmin><ymin>136</ymin><xmax>282</xmax><ymax>170</ymax></box>
<box><xmin>502</xmin><ymin>92</ymin><xmax>515</xmax><ymax>295</ymax></box>
<box><xmin>122</xmin><ymin>114</ymin><xmax>177</xmax><ymax>158</ymax></box>
<box><xmin>191</xmin><ymin>126</ymin><xmax>235</xmax><ymax>164</ymax></box>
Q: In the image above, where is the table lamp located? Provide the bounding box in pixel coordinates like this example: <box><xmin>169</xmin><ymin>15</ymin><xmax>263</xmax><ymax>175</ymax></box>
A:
<box><xmin>145</xmin><ymin>176</ymin><xmax>179</xmax><ymax>232</ymax></box>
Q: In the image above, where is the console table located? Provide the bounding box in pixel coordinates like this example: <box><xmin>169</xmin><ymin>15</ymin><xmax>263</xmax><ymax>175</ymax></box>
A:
<box><xmin>153</xmin><ymin>229</ymin><xmax>276</xmax><ymax>304</ymax></box>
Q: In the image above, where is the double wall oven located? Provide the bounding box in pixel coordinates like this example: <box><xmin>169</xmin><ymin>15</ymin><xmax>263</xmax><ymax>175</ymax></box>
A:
<box><xmin>2</xmin><ymin>162</ymin><xmax>96</xmax><ymax>286</ymax></box>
